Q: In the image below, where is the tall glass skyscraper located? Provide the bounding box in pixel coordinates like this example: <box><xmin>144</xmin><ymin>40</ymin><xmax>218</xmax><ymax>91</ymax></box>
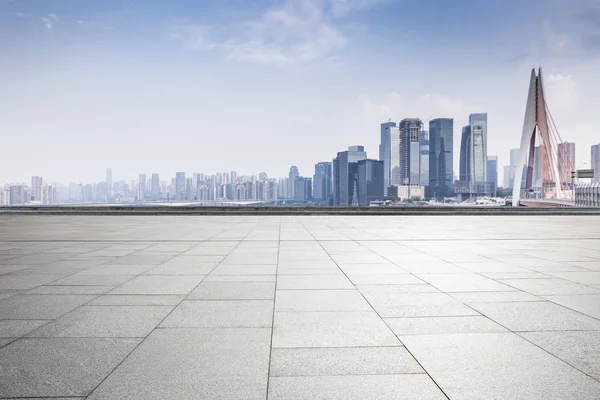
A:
<box><xmin>313</xmin><ymin>162</ymin><xmax>332</xmax><ymax>203</ymax></box>
<box><xmin>420</xmin><ymin>131</ymin><xmax>429</xmax><ymax>186</ymax></box>
<box><xmin>333</xmin><ymin>146</ymin><xmax>367</xmax><ymax>206</ymax></box>
<box><xmin>460</xmin><ymin>124</ymin><xmax>487</xmax><ymax>182</ymax></box>
<box><xmin>428</xmin><ymin>118</ymin><xmax>454</xmax><ymax>197</ymax></box>
<box><xmin>400</xmin><ymin>118</ymin><xmax>422</xmax><ymax>185</ymax></box>
<box><xmin>379</xmin><ymin>121</ymin><xmax>398</xmax><ymax>196</ymax></box>
<box><xmin>357</xmin><ymin>159</ymin><xmax>384</xmax><ymax>206</ymax></box>
<box><xmin>487</xmin><ymin>156</ymin><xmax>498</xmax><ymax>187</ymax></box>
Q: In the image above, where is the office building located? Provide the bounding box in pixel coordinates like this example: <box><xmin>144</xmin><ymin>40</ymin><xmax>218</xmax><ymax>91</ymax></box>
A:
<box><xmin>487</xmin><ymin>156</ymin><xmax>498</xmax><ymax>187</ymax></box>
<box><xmin>313</xmin><ymin>162</ymin><xmax>332</xmax><ymax>203</ymax></box>
<box><xmin>294</xmin><ymin>177</ymin><xmax>312</xmax><ymax>202</ymax></box>
<box><xmin>503</xmin><ymin>165</ymin><xmax>511</xmax><ymax>188</ymax></box>
<box><xmin>151</xmin><ymin>174</ymin><xmax>160</xmax><ymax>201</ymax></box>
<box><xmin>333</xmin><ymin>145</ymin><xmax>367</xmax><ymax>206</ymax></box>
<box><xmin>138</xmin><ymin>174</ymin><xmax>146</xmax><ymax>201</ymax></box>
<box><xmin>379</xmin><ymin>121</ymin><xmax>398</xmax><ymax>195</ymax></box>
<box><xmin>429</xmin><ymin>118</ymin><xmax>454</xmax><ymax>197</ymax></box>
<box><xmin>460</xmin><ymin>114</ymin><xmax>488</xmax><ymax>182</ymax></box>
<box><xmin>31</xmin><ymin>176</ymin><xmax>42</xmax><ymax>202</ymax></box>
<box><xmin>175</xmin><ymin>172</ymin><xmax>185</xmax><ymax>201</ymax></box>
<box><xmin>420</xmin><ymin>130</ymin><xmax>430</xmax><ymax>186</ymax></box>
<box><xmin>593</xmin><ymin>144</ymin><xmax>600</xmax><ymax>183</ymax></box>
<box><xmin>288</xmin><ymin>166</ymin><xmax>299</xmax><ymax>199</ymax></box>
<box><xmin>357</xmin><ymin>159</ymin><xmax>384</xmax><ymax>206</ymax></box>
<box><xmin>186</xmin><ymin>177</ymin><xmax>195</xmax><ymax>201</ymax></box>
<box><xmin>558</xmin><ymin>142</ymin><xmax>576</xmax><ymax>184</ymax></box>
<box><xmin>400</xmin><ymin>118</ymin><xmax>422</xmax><ymax>186</ymax></box>
<box><xmin>9</xmin><ymin>185</ymin><xmax>27</xmax><ymax>205</ymax></box>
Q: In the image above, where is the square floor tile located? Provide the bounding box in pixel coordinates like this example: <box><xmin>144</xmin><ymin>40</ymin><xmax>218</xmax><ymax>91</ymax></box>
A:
<box><xmin>469</xmin><ymin>301</ymin><xmax>600</xmax><ymax>331</ymax></box>
<box><xmin>400</xmin><ymin>333</ymin><xmax>600</xmax><ymax>400</ymax></box>
<box><xmin>270</xmin><ymin>346</ymin><xmax>423</xmax><ymax>376</ymax></box>
<box><xmin>189</xmin><ymin>282</ymin><xmax>275</xmax><ymax>300</ymax></box>
<box><xmin>109</xmin><ymin>275</ymin><xmax>204</xmax><ymax>295</ymax></box>
<box><xmin>0</xmin><ymin>338</ymin><xmax>140</xmax><ymax>398</ymax></box>
<box><xmin>28</xmin><ymin>305</ymin><xmax>173</xmax><ymax>337</ymax></box>
<box><xmin>86</xmin><ymin>328</ymin><xmax>270</xmax><ymax>400</ymax></box>
<box><xmin>275</xmin><ymin>290</ymin><xmax>371</xmax><ymax>312</ymax></box>
<box><xmin>160</xmin><ymin>300</ymin><xmax>273</xmax><ymax>328</ymax></box>
<box><xmin>0</xmin><ymin>295</ymin><xmax>96</xmax><ymax>319</ymax></box>
<box><xmin>273</xmin><ymin>311</ymin><xmax>399</xmax><ymax>348</ymax></box>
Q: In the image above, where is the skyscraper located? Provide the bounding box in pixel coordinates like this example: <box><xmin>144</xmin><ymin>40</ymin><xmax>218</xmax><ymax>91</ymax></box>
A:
<box><xmin>420</xmin><ymin>130</ymin><xmax>430</xmax><ymax>186</ymax></box>
<box><xmin>294</xmin><ymin>177</ymin><xmax>312</xmax><ymax>202</ymax></box>
<box><xmin>288</xmin><ymin>166</ymin><xmax>299</xmax><ymax>199</ymax></box>
<box><xmin>487</xmin><ymin>156</ymin><xmax>498</xmax><ymax>187</ymax></box>
<box><xmin>313</xmin><ymin>162</ymin><xmax>332</xmax><ymax>203</ymax></box>
<box><xmin>593</xmin><ymin>144</ymin><xmax>600</xmax><ymax>183</ymax></box>
<box><xmin>558</xmin><ymin>142</ymin><xmax>576</xmax><ymax>183</ymax></box>
<box><xmin>31</xmin><ymin>176</ymin><xmax>42</xmax><ymax>202</ymax></box>
<box><xmin>460</xmin><ymin>123</ymin><xmax>487</xmax><ymax>182</ymax></box>
<box><xmin>138</xmin><ymin>174</ymin><xmax>146</xmax><ymax>201</ymax></box>
<box><xmin>106</xmin><ymin>168</ymin><xmax>112</xmax><ymax>197</ymax></box>
<box><xmin>151</xmin><ymin>174</ymin><xmax>160</xmax><ymax>201</ymax></box>
<box><xmin>175</xmin><ymin>172</ymin><xmax>185</xmax><ymax>201</ymax></box>
<box><xmin>358</xmin><ymin>159</ymin><xmax>384</xmax><ymax>206</ymax></box>
<box><xmin>379</xmin><ymin>121</ymin><xmax>398</xmax><ymax>195</ymax></box>
<box><xmin>259</xmin><ymin>172</ymin><xmax>268</xmax><ymax>181</ymax></box>
<box><xmin>429</xmin><ymin>118</ymin><xmax>454</xmax><ymax>197</ymax></box>
<box><xmin>503</xmin><ymin>165</ymin><xmax>511</xmax><ymax>188</ymax></box>
<box><xmin>400</xmin><ymin>118</ymin><xmax>422</xmax><ymax>185</ymax></box>
<box><xmin>333</xmin><ymin>146</ymin><xmax>367</xmax><ymax>206</ymax></box>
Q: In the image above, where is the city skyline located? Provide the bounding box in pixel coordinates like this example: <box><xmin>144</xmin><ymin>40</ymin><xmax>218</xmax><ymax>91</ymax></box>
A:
<box><xmin>2</xmin><ymin>0</ymin><xmax>599</xmax><ymax>185</ymax></box>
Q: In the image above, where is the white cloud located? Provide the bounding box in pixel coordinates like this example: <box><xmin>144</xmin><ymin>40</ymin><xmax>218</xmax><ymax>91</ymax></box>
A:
<box><xmin>41</xmin><ymin>13</ymin><xmax>58</xmax><ymax>30</ymax></box>
<box><xmin>170</xmin><ymin>0</ymin><xmax>389</xmax><ymax>66</ymax></box>
<box><xmin>545</xmin><ymin>73</ymin><xmax>577</xmax><ymax>112</ymax></box>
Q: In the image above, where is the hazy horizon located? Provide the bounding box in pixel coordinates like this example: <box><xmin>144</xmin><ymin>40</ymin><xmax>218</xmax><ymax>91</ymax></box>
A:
<box><xmin>2</xmin><ymin>0</ymin><xmax>600</xmax><ymax>185</ymax></box>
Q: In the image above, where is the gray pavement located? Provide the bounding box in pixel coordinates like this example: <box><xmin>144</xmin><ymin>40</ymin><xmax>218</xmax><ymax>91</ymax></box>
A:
<box><xmin>1</xmin><ymin>215</ymin><xmax>600</xmax><ymax>399</ymax></box>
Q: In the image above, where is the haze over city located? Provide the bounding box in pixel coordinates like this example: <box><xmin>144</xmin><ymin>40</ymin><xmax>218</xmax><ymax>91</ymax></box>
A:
<box><xmin>2</xmin><ymin>0</ymin><xmax>600</xmax><ymax>185</ymax></box>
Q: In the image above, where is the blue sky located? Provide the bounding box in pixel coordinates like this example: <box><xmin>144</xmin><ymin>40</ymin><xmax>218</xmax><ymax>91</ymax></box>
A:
<box><xmin>1</xmin><ymin>0</ymin><xmax>599</xmax><ymax>184</ymax></box>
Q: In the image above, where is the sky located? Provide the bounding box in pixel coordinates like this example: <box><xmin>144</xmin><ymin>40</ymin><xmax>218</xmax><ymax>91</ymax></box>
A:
<box><xmin>1</xmin><ymin>0</ymin><xmax>600</xmax><ymax>186</ymax></box>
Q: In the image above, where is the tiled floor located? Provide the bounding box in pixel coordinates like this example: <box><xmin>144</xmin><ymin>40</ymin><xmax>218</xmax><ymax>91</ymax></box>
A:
<box><xmin>1</xmin><ymin>215</ymin><xmax>600</xmax><ymax>399</ymax></box>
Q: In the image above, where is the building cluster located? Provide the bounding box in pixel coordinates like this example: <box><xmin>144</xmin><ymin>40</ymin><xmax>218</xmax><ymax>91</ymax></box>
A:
<box><xmin>3</xmin><ymin>126</ymin><xmax>599</xmax><ymax>206</ymax></box>
<box><xmin>303</xmin><ymin>114</ymin><xmax>499</xmax><ymax>205</ymax></box>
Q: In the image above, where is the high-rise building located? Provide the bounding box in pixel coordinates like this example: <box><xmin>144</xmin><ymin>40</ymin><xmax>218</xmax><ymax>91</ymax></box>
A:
<box><xmin>151</xmin><ymin>174</ymin><xmax>160</xmax><ymax>201</ymax></box>
<box><xmin>288</xmin><ymin>166</ymin><xmax>299</xmax><ymax>199</ymax></box>
<box><xmin>357</xmin><ymin>159</ymin><xmax>384</xmax><ymax>206</ymax></box>
<box><xmin>294</xmin><ymin>177</ymin><xmax>312</xmax><ymax>202</ymax></box>
<box><xmin>420</xmin><ymin>130</ymin><xmax>430</xmax><ymax>186</ymax></box>
<box><xmin>503</xmin><ymin>165</ymin><xmax>511</xmax><ymax>188</ymax></box>
<box><xmin>531</xmin><ymin>147</ymin><xmax>542</xmax><ymax>189</ymax></box>
<box><xmin>175</xmin><ymin>172</ymin><xmax>185</xmax><ymax>201</ymax></box>
<box><xmin>138</xmin><ymin>174</ymin><xmax>146</xmax><ymax>201</ymax></box>
<box><xmin>313</xmin><ymin>162</ymin><xmax>332</xmax><ymax>203</ymax></box>
<box><xmin>487</xmin><ymin>156</ymin><xmax>498</xmax><ymax>187</ymax></box>
<box><xmin>259</xmin><ymin>172</ymin><xmax>268</xmax><ymax>181</ymax></box>
<box><xmin>379</xmin><ymin>121</ymin><xmax>398</xmax><ymax>196</ymax></box>
<box><xmin>400</xmin><ymin>118</ymin><xmax>422</xmax><ymax>186</ymax></box>
<box><xmin>186</xmin><ymin>177</ymin><xmax>195</xmax><ymax>201</ymax></box>
<box><xmin>106</xmin><ymin>168</ymin><xmax>112</xmax><ymax>197</ymax></box>
<box><xmin>592</xmin><ymin>144</ymin><xmax>600</xmax><ymax>183</ymax></box>
<box><xmin>31</xmin><ymin>176</ymin><xmax>42</xmax><ymax>202</ymax></box>
<box><xmin>9</xmin><ymin>185</ymin><xmax>27</xmax><ymax>205</ymax></box>
<box><xmin>460</xmin><ymin>124</ymin><xmax>487</xmax><ymax>182</ymax></box>
<box><xmin>333</xmin><ymin>145</ymin><xmax>367</xmax><ymax>206</ymax></box>
<box><xmin>558</xmin><ymin>142</ymin><xmax>576</xmax><ymax>183</ymax></box>
<box><xmin>428</xmin><ymin>118</ymin><xmax>454</xmax><ymax>197</ymax></box>
<box><xmin>42</xmin><ymin>185</ymin><xmax>55</xmax><ymax>205</ymax></box>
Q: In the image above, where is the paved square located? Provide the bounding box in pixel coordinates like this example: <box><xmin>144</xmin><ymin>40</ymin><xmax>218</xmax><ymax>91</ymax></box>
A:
<box><xmin>1</xmin><ymin>215</ymin><xmax>600</xmax><ymax>398</ymax></box>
